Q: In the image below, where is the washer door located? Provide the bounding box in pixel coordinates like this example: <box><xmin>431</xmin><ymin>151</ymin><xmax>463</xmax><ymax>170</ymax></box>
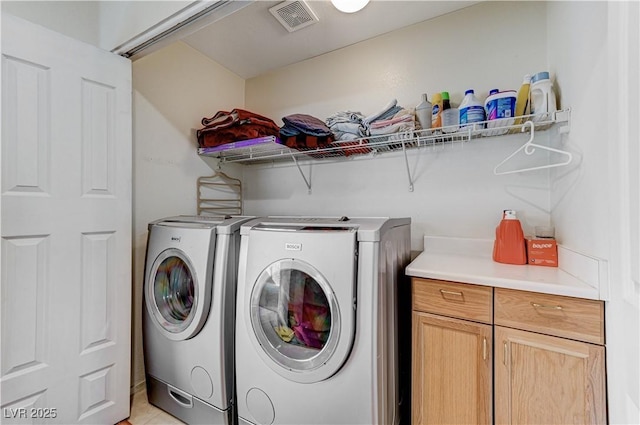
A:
<box><xmin>145</xmin><ymin>248</ymin><xmax>205</xmax><ymax>340</ymax></box>
<box><xmin>249</xmin><ymin>258</ymin><xmax>351</xmax><ymax>383</ymax></box>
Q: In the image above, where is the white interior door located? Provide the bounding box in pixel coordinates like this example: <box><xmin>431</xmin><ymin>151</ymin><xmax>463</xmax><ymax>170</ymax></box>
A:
<box><xmin>607</xmin><ymin>2</ymin><xmax>640</xmax><ymax>423</ymax></box>
<box><xmin>1</xmin><ymin>14</ymin><xmax>132</xmax><ymax>424</ymax></box>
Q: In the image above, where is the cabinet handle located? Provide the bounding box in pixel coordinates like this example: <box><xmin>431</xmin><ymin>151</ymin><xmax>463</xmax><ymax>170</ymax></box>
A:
<box><xmin>440</xmin><ymin>289</ymin><xmax>464</xmax><ymax>299</ymax></box>
<box><xmin>531</xmin><ymin>302</ymin><xmax>563</xmax><ymax>310</ymax></box>
<box><xmin>503</xmin><ymin>341</ymin><xmax>508</xmax><ymax>366</ymax></box>
<box><xmin>482</xmin><ymin>337</ymin><xmax>487</xmax><ymax>361</ymax></box>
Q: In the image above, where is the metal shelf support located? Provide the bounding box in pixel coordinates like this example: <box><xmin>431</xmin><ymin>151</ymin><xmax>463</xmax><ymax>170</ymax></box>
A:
<box><xmin>291</xmin><ymin>154</ymin><xmax>312</xmax><ymax>194</ymax></box>
<box><xmin>401</xmin><ymin>140</ymin><xmax>415</xmax><ymax>192</ymax></box>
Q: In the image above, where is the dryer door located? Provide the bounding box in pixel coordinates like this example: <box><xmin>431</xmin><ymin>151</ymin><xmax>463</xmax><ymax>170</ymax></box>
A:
<box><xmin>145</xmin><ymin>248</ymin><xmax>204</xmax><ymax>340</ymax></box>
<box><xmin>247</xmin><ymin>229</ymin><xmax>357</xmax><ymax>384</ymax></box>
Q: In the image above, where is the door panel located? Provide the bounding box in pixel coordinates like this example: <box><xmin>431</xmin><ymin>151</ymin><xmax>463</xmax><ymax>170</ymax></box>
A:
<box><xmin>1</xmin><ymin>14</ymin><xmax>132</xmax><ymax>424</ymax></box>
<box><xmin>494</xmin><ymin>326</ymin><xmax>607</xmax><ymax>425</ymax></box>
<box><xmin>412</xmin><ymin>311</ymin><xmax>492</xmax><ymax>425</ymax></box>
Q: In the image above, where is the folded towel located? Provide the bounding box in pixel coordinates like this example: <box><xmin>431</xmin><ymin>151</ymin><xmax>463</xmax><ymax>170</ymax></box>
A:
<box><xmin>282</xmin><ymin>114</ymin><xmax>333</xmax><ymax>137</ymax></box>
<box><xmin>329</xmin><ymin>121</ymin><xmax>362</xmax><ymax>135</ymax></box>
<box><xmin>326</xmin><ymin>111</ymin><xmax>364</xmax><ymax>128</ymax></box>
<box><xmin>200</xmin><ymin>108</ymin><xmax>276</xmax><ymax>129</ymax></box>
<box><xmin>280</xmin><ymin>133</ymin><xmax>334</xmax><ymax>150</ymax></box>
<box><xmin>369</xmin><ymin>121</ymin><xmax>415</xmax><ymax>136</ymax></box>
<box><xmin>280</xmin><ymin>113</ymin><xmax>335</xmax><ymax>150</ymax></box>
<box><xmin>362</xmin><ymin>99</ymin><xmax>398</xmax><ymax>125</ymax></box>
<box><xmin>197</xmin><ymin>108</ymin><xmax>280</xmax><ymax>148</ymax></box>
<box><xmin>332</xmin><ymin>131</ymin><xmax>360</xmax><ymax>141</ymax></box>
<box><xmin>369</xmin><ymin>113</ymin><xmax>413</xmax><ymax>129</ymax></box>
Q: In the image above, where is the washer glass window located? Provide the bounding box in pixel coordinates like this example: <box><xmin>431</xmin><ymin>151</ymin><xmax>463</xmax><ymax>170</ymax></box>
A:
<box><xmin>150</xmin><ymin>249</ymin><xmax>197</xmax><ymax>333</ymax></box>
<box><xmin>250</xmin><ymin>259</ymin><xmax>340</xmax><ymax>372</ymax></box>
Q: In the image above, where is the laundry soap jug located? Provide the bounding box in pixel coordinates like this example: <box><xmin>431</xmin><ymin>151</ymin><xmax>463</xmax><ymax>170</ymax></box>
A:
<box><xmin>484</xmin><ymin>89</ymin><xmax>516</xmax><ymax>136</ymax></box>
<box><xmin>493</xmin><ymin>209</ymin><xmax>527</xmax><ymax>265</ymax></box>
<box><xmin>459</xmin><ymin>89</ymin><xmax>485</xmax><ymax>129</ymax></box>
<box><xmin>530</xmin><ymin>71</ymin><xmax>557</xmax><ymax>122</ymax></box>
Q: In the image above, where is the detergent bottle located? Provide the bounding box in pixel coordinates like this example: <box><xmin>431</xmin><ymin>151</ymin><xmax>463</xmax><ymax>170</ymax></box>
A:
<box><xmin>530</xmin><ymin>71</ymin><xmax>557</xmax><ymax>122</ymax></box>
<box><xmin>484</xmin><ymin>89</ymin><xmax>517</xmax><ymax>136</ymax></box>
<box><xmin>440</xmin><ymin>91</ymin><xmax>459</xmax><ymax>133</ymax></box>
<box><xmin>415</xmin><ymin>93</ymin><xmax>433</xmax><ymax>132</ymax></box>
<box><xmin>431</xmin><ymin>92</ymin><xmax>443</xmax><ymax>131</ymax></box>
<box><xmin>514</xmin><ymin>74</ymin><xmax>531</xmax><ymax>125</ymax></box>
<box><xmin>459</xmin><ymin>89</ymin><xmax>485</xmax><ymax>129</ymax></box>
<box><xmin>493</xmin><ymin>209</ymin><xmax>527</xmax><ymax>265</ymax></box>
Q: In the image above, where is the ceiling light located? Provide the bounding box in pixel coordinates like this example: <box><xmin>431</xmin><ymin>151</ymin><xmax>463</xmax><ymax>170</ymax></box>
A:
<box><xmin>331</xmin><ymin>0</ymin><xmax>370</xmax><ymax>13</ymax></box>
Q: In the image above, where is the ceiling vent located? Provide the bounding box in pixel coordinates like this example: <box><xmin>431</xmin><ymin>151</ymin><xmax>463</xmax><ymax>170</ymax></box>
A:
<box><xmin>269</xmin><ymin>1</ymin><xmax>319</xmax><ymax>33</ymax></box>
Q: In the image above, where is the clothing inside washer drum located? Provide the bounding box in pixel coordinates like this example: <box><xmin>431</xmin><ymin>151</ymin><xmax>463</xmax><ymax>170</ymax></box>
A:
<box><xmin>154</xmin><ymin>256</ymin><xmax>195</xmax><ymax>324</ymax></box>
<box><xmin>260</xmin><ymin>268</ymin><xmax>331</xmax><ymax>352</ymax></box>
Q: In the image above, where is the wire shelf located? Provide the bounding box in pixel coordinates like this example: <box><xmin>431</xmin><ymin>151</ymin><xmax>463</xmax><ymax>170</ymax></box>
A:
<box><xmin>198</xmin><ymin>109</ymin><xmax>570</xmax><ymax>193</ymax></box>
<box><xmin>198</xmin><ymin>109</ymin><xmax>570</xmax><ymax>165</ymax></box>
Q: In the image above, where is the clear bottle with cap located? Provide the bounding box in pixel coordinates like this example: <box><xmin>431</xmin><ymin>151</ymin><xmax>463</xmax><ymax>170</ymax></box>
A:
<box><xmin>415</xmin><ymin>93</ymin><xmax>432</xmax><ymax>134</ymax></box>
<box><xmin>440</xmin><ymin>91</ymin><xmax>459</xmax><ymax>133</ymax></box>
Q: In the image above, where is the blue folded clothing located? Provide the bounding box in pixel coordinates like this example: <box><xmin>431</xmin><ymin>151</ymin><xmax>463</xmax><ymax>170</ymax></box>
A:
<box><xmin>282</xmin><ymin>114</ymin><xmax>333</xmax><ymax>137</ymax></box>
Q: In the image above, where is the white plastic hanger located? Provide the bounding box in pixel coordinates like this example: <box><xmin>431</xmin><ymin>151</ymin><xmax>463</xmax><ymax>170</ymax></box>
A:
<box><xmin>197</xmin><ymin>165</ymin><xmax>243</xmax><ymax>215</ymax></box>
<box><xmin>493</xmin><ymin>120</ymin><xmax>572</xmax><ymax>175</ymax></box>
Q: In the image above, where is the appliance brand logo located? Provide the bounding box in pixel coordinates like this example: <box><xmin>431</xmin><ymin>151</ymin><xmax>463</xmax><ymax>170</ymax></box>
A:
<box><xmin>532</xmin><ymin>242</ymin><xmax>553</xmax><ymax>249</ymax></box>
<box><xmin>285</xmin><ymin>242</ymin><xmax>302</xmax><ymax>251</ymax></box>
<box><xmin>171</xmin><ymin>236</ymin><xmax>181</xmax><ymax>242</ymax></box>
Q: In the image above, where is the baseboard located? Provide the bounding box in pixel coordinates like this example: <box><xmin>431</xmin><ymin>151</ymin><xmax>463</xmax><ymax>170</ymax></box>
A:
<box><xmin>130</xmin><ymin>380</ymin><xmax>146</xmax><ymax>396</ymax></box>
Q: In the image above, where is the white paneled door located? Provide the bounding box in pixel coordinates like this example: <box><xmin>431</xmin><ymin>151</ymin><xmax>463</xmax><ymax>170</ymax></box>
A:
<box><xmin>607</xmin><ymin>1</ymin><xmax>640</xmax><ymax>424</ymax></box>
<box><xmin>1</xmin><ymin>14</ymin><xmax>132</xmax><ymax>424</ymax></box>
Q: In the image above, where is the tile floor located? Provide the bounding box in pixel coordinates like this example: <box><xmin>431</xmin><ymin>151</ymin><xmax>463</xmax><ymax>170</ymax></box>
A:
<box><xmin>128</xmin><ymin>388</ymin><xmax>185</xmax><ymax>425</ymax></box>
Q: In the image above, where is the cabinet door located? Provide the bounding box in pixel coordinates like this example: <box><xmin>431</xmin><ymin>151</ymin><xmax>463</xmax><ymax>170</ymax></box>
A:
<box><xmin>495</xmin><ymin>326</ymin><xmax>607</xmax><ymax>425</ymax></box>
<box><xmin>412</xmin><ymin>311</ymin><xmax>492</xmax><ymax>425</ymax></box>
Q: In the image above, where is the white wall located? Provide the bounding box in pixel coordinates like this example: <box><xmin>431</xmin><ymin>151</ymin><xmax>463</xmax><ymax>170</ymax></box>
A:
<box><xmin>1</xmin><ymin>0</ymin><xmax>192</xmax><ymax>51</ymax></box>
<box><xmin>1</xmin><ymin>1</ymin><xmax>101</xmax><ymax>46</ymax></box>
<box><xmin>244</xmin><ymin>1</ymin><xmax>553</xmax><ymax>251</ymax></box>
<box><xmin>131</xmin><ymin>41</ymin><xmax>245</xmax><ymax>388</ymax></box>
<box><xmin>545</xmin><ymin>4</ymin><xmax>639</xmax><ymax>423</ymax></box>
<box><xmin>98</xmin><ymin>1</ymin><xmax>192</xmax><ymax>50</ymax></box>
<box><xmin>547</xmin><ymin>1</ymin><xmax>609</xmax><ymax>260</ymax></box>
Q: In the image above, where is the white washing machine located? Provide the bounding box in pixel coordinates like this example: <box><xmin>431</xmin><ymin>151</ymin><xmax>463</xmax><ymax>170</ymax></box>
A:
<box><xmin>234</xmin><ymin>216</ymin><xmax>411</xmax><ymax>425</ymax></box>
<box><xmin>143</xmin><ymin>215</ymin><xmax>253</xmax><ymax>424</ymax></box>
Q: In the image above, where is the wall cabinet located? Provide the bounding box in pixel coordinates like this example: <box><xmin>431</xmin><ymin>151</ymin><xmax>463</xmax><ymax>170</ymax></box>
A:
<box><xmin>411</xmin><ymin>278</ymin><xmax>607</xmax><ymax>425</ymax></box>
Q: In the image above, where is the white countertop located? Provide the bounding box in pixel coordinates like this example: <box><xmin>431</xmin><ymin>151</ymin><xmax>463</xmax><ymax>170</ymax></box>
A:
<box><xmin>406</xmin><ymin>236</ymin><xmax>605</xmax><ymax>301</ymax></box>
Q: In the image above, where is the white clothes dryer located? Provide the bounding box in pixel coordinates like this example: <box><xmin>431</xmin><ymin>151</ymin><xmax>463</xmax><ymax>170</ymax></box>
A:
<box><xmin>234</xmin><ymin>216</ymin><xmax>411</xmax><ymax>425</ymax></box>
<box><xmin>143</xmin><ymin>215</ymin><xmax>253</xmax><ymax>424</ymax></box>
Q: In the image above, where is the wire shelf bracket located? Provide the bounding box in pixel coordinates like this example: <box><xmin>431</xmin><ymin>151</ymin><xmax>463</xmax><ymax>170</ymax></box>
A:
<box><xmin>402</xmin><ymin>140</ymin><xmax>415</xmax><ymax>192</ymax></box>
<box><xmin>291</xmin><ymin>153</ymin><xmax>313</xmax><ymax>194</ymax></box>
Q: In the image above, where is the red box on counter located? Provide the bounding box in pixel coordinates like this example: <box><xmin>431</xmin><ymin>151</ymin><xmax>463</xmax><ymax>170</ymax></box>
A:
<box><xmin>526</xmin><ymin>237</ymin><xmax>558</xmax><ymax>267</ymax></box>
